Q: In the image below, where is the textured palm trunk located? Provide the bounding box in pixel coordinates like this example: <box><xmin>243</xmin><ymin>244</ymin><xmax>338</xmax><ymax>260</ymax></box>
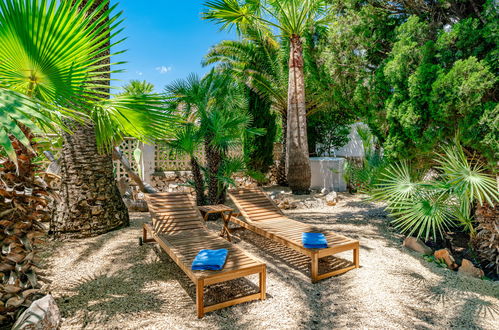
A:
<box><xmin>52</xmin><ymin>0</ymin><xmax>129</xmax><ymax>237</ymax></box>
<box><xmin>205</xmin><ymin>137</ymin><xmax>224</xmax><ymax>205</ymax></box>
<box><xmin>473</xmin><ymin>203</ymin><xmax>499</xmax><ymax>275</ymax></box>
<box><xmin>0</xmin><ymin>129</ymin><xmax>46</xmax><ymax>326</ymax></box>
<box><xmin>190</xmin><ymin>157</ymin><xmax>206</xmax><ymax>206</ymax></box>
<box><xmin>52</xmin><ymin>124</ymin><xmax>129</xmax><ymax>237</ymax></box>
<box><xmin>276</xmin><ymin>114</ymin><xmax>288</xmax><ymax>186</ymax></box>
<box><xmin>286</xmin><ymin>35</ymin><xmax>311</xmax><ymax>194</ymax></box>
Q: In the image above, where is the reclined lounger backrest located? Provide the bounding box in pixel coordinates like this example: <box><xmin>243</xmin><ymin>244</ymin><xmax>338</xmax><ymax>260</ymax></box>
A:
<box><xmin>145</xmin><ymin>192</ymin><xmax>206</xmax><ymax>234</ymax></box>
<box><xmin>229</xmin><ymin>188</ymin><xmax>285</xmax><ymax>222</ymax></box>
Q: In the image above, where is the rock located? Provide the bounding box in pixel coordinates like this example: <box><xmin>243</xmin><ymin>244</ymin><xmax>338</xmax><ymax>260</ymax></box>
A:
<box><xmin>458</xmin><ymin>259</ymin><xmax>484</xmax><ymax>278</ymax></box>
<box><xmin>325</xmin><ymin>191</ymin><xmax>338</xmax><ymax>206</ymax></box>
<box><xmin>403</xmin><ymin>237</ymin><xmax>433</xmax><ymax>255</ymax></box>
<box><xmin>320</xmin><ymin>188</ymin><xmax>329</xmax><ymax>195</ymax></box>
<box><xmin>12</xmin><ymin>295</ymin><xmax>61</xmax><ymax>330</ymax></box>
<box><xmin>434</xmin><ymin>249</ymin><xmax>458</xmax><ymax>270</ymax></box>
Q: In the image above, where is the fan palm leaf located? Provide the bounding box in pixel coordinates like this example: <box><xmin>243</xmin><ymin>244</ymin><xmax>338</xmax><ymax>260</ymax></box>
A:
<box><xmin>0</xmin><ymin>0</ymin><xmax>125</xmax><ymax>161</ymax></box>
<box><xmin>371</xmin><ymin>161</ymin><xmax>421</xmax><ymax>204</ymax></box>
<box><xmin>436</xmin><ymin>144</ymin><xmax>498</xmax><ymax>207</ymax></box>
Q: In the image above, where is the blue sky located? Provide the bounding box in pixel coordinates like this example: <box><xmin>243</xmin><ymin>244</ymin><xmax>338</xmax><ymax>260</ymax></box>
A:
<box><xmin>111</xmin><ymin>1</ymin><xmax>236</xmax><ymax>92</ymax></box>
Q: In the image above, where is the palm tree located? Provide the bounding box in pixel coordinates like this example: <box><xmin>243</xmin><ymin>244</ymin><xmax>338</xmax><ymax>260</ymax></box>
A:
<box><xmin>122</xmin><ymin>80</ymin><xmax>155</xmax><ymax>96</ymax></box>
<box><xmin>53</xmin><ymin>1</ymin><xmax>175</xmax><ymax>237</ymax></box>
<box><xmin>203</xmin><ymin>0</ymin><xmax>332</xmax><ymax>193</ymax></box>
<box><xmin>166</xmin><ymin>70</ymin><xmax>254</xmax><ymax>205</ymax></box>
<box><xmin>0</xmin><ymin>0</ymin><xmax>112</xmax><ymax>324</ymax></box>
<box><xmin>370</xmin><ymin>144</ymin><xmax>498</xmax><ymax>241</ymax></box>
<box><xmin>168</xmin><ymin>123</ymin><xmax>206</xmax><ymax>205</ymax></box>
<box><xmin>204</xmin><ymin>28</ymin><xmax>286</xmax><ymax>179</ymax></box>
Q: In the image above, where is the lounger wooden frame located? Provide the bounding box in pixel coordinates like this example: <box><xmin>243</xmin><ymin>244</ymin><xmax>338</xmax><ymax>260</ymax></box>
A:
<box><xmin>142</xmin><ymin>192</ymin><xmax>266</xmax><ymax>318</ymax></box>
<box><xmin>228</xmin><ymin>188</ymin><xmax>360</xmax><ymax>283</ymax></box>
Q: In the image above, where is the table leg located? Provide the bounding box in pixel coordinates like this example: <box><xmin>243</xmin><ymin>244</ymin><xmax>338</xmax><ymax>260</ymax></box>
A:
<box><xmin>220</xmin><ymin>211</ymin><xmax>232</xmax><ymax>242</ymax></box>
<box><xmin>203</xmin><ymin>211</ymin><xmax>210</xmax><ymax>222</ymax></box>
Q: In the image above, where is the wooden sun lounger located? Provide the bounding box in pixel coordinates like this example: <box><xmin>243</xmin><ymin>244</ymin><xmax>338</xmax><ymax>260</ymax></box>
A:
<box><xmin>142</xmin><ymin>192</ymin><xmax>266</xmax><ymax>318</ymax></box>
<box><xmin>228</xmin><ymin>188</ymin><xmax>360</xmax><ymax>283</ymax></box>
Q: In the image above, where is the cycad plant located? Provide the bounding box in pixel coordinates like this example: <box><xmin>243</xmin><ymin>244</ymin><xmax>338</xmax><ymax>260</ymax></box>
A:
<box><xmin>371</xmin><ymin>144</ymin><xmax>498</xmax><ymax>242</ymax></box>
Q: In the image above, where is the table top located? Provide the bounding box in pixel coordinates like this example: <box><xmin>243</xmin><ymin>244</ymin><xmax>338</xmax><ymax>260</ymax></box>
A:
<box><xmin>198</xmin><ymin>204</ymin><xmax>233</xmax><ymax>213</ymax></box>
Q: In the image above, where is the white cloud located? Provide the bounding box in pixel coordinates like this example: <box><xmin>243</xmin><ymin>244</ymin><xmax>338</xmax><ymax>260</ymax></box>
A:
<box><xmin>155</xmin><ymin>66</ymin><xmax>172</xmax><ymax>74</ymax></box>
<box><xmin>136</xmin><ymin>71</ymin><xmax>143</xmax><ymax>76</ymax></box>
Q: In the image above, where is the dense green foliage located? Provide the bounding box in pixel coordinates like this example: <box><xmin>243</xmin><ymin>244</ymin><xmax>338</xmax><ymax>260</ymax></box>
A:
<box><xmin>319</xmin><ymin>0</ymin><xmax>498</xmax><ymax>165</ymax></box>
<box><xmin>166</xmin><ymin>70</ymin><xmax>259</xmax><ymax>205</ymax></box>
<box><xmin>204</xmin><ymin>30</ymin><xmax>281</xmax><ymax>174</ymax></box>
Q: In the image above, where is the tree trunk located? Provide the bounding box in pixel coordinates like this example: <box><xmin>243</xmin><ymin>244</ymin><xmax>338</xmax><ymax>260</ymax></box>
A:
<box><xmin>190</xmin><ymin>157</ymin><xmax>206</xmax><ymax>206</ymax></box>
<box><xmin>0</xmin><ymin>130</ymin><xmax>47</xmax><ymax>326</ymax></box>
<box><xmin>276</xmin><ymin>114</ymin><xmax>288</xmax><ymax>186</ymax></box>
<box><xmin>286</xmin><ymin>35</ymin><xmax>311</xmax><ymax>194</ymax></box>
<box><xmin>473</xmin><ymin>203</ymin><xmax>499</xmax><ymax>275</ymax></box>
<box><xmin>52</xmin><ymin>124</ymin><xmax>129</xmax><ymax>237</ymax></box>
<box><xmin>51</xmin><ymin>0</ymin><xmax>129</xmax><ymax>238</ymax></box>
<box><xmin>205</xmin><ymin>137</ymin><xmax>224</xmax><ymax>205</ymax></box>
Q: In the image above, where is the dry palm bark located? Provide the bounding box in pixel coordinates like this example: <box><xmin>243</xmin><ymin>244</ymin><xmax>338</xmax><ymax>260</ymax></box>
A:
<box><xmin>473</xmin><ymin>203</ymin><xmax>499</xmax><ymax>275</ymax></box>
<box><xmin>52</xmin><ymin>0</ymin><xmax>129</xmax><ymax>237</ymax></box>
<box><xmin>0</xmin><ymin>132</ymin><xmax>47</xmax><ymax>326</ymax></box>
<box><xmin>286</xmin><ymin>35</ymin><xmax>311</xmax><ymax>194</ymax></box>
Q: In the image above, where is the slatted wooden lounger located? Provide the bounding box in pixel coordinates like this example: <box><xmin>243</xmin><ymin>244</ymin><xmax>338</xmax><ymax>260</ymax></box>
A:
<box><xmin>142</xmin><ymin>192</ymin><xmax>266</xmax><ymax>318</ymax></box>
<box><xmin>228</xmin><ymin>188</ymin><xmax>360</xmax><ymax>283</ymax></box>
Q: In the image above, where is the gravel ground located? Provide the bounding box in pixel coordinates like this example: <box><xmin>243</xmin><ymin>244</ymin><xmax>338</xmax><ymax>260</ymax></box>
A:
<box><xmin>44</xmin><ymin>193</ymin><xmax>499</xmax><ymax>329</ymax></box>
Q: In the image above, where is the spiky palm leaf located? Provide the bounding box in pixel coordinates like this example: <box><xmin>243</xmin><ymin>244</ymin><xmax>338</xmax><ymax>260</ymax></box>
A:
<box><xmin>371</xmin><ymin>161</ymin><xmax>420</xmax><ymax>204</ymax></box>
<box><xmin>436</xmin><ymin>144</ymin><xmax>498</xmax><ymax>207</ymax></box>
<box><xmin>371</xmin><ymin>144</ymin><xmax>498</xmax><ymax>241</ymax></box>
<box><xmin>203</xmin><ymin>29</ymin><xmax>288</xmax><ymax>114</ymax></box>
<box><xmin>203</xmin><ymin>0</ymin><xmax>332</xmax><ymax>37</ymax></box>
<box><xmin>92</xmin><ymin>94</ymin><xmax>176</xmax><ymax>152</ymax></box>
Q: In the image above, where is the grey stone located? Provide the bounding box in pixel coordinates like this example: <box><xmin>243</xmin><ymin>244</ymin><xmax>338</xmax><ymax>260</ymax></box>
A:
<box><xmin>12</xmin><ymin>295</ymin><xmax>61</xmax><ymax>330</ymax></box>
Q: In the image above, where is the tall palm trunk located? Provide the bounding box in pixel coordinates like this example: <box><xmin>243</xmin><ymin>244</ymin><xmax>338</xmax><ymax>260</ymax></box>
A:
<box><xmin>286</xmin><ymin>35</ymin><xmax>311</xmax><ymax>194</ymax></box>
<box><xmin>52</xmin><ymin>0</ymin><xmax>129</xmax><ymax>238</ymax></box>
<box><xmin>276</xmin><ymin>113</ymin><xmax>288</xmax><ymax>186</ymax></box>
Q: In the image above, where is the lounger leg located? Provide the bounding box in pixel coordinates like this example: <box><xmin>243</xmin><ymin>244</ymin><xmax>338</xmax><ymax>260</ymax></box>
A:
<box><xmin>259</xmin><ymin>265</ymin><xmax>266</xmax><ymax>300</ymax></box>
<box><xmin>354</xmin><ymin>245</ymin><xmax>360</xmax><ymax>268</ymax></box>
<box><xmin>142</xmin><ymin>225</ymin><xmax>155</xmax><ymax>243</ymax></box>
<box><xmin>311</xmin><ymin>253</ymin><xmax>319</xmax><ymax>283</ymax></box>
<box><xmin>196</xmin><ymin>279</ymin><xmax>205</xmax><ymax>318</ymax></box>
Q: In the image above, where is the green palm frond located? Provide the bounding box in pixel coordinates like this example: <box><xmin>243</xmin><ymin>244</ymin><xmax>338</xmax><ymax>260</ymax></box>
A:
<box><xmin>122</xmin><ymin>80</ymin><xmax>155</xmax><ymax>96</ymax></box>
<box><xmin>436</xmin><ymin>144</ymin><xmax>498</xmax><ymax>207</ymax></box>
<box><xmin>92</xmin><ymin>94</ymin><xmax>178</xmax><ymax>152</ymax></box>
<box><xmin>203</xmin><ymin>31</ymin><xmax>287</xmax><ymax>114</ymax></box>
<box><xmin>390</xmin><ymin>187</ymin><xmax>456</xmax><ymax>240</ymax></box>
<box><xmin>0</xmin><ymin>0</ymin><xmax>123</xmax><ymax>104</ymax></box>
<box><xmin>203</xmin><ymin>0</ymin><xmax>261</xmax><ymax>34</ymax></box>
<box><xmin>371</xmin><ymin>161</ymin><xmax>421</xmax><ymax>204</ymax></box>
<box><xmin>0</xmin><ymin>0</ymin><xmax>126</xmax><ymax>162</ymax></box>
<box><xmin>0</xmin><ymin>88</ymin><xmax>80</xmax><ymax>164</ymax></box>
<box><xmin>168</xmin><ymin>123</ymin><xmax>203</xmax><ymax>157</ymax></box>
<box><xmin>203</xmin><ymin>0</ymin><xmax>332</xmax><ymax>38</ymax></box>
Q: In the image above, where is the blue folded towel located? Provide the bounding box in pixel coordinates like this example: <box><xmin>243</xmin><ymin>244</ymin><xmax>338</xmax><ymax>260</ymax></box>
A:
<box><xmin>191</xmin><ymin>249</ymin><xmax>229</xmax><ymax>271</ymax></box>
<box><xmin>302</xmin><ymin>232</ymin><xmax>328</xmax><ymax>249</ymax></box>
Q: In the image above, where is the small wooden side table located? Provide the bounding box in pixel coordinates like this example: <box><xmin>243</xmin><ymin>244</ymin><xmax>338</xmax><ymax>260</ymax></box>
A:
<box><xmin>198</xmin><ymin>204</ymin><xmax>234</xmax><ymax>241</ymax></box>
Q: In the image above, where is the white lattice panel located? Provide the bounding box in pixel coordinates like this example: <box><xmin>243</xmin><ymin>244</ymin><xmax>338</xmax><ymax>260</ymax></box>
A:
<box><xmin>114</xmin><ymin>137</ymin><xmax>140</xmax><ymax>179</ymax></box>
